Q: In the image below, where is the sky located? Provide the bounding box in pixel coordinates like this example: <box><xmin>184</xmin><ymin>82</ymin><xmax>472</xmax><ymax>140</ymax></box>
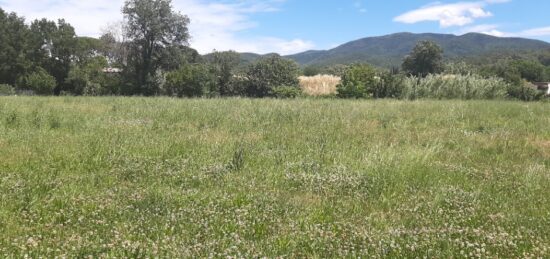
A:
<box><xmin>1</xmin><ymin>0</ymin><xmax>550</xmax><ymax>55</ymax></box>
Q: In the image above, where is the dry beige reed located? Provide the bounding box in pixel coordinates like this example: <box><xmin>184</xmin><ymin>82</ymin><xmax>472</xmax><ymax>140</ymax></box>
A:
<box><xmin>299</xmin><ymin>75</ymin><xmax>341</xmax><ymax>96</ymax></box>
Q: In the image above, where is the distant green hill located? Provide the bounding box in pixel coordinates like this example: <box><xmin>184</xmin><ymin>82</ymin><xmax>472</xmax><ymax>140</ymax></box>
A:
<box><xmin>254</xmin><ymin>32</ymin><xmax>550</xmax><ymax>68</ymax></box>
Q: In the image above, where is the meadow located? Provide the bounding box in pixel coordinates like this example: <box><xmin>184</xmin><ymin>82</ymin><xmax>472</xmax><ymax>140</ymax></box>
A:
<box><xmin>0</xmin><ymin>97</ymin><xmax>549</xmax><ymax>257</ymax></box>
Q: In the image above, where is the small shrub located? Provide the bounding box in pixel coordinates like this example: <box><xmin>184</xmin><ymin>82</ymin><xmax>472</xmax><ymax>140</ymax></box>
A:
<box><xmin>271</xmin><ymin>86</ymin><xmax>302</xmax><ymax>99</ymax></box>
<box><xmin>336</xmin><ymin>64</ymin><xmax>377</xmax><ymax>99</ymax></box>
<box><xmin>506</xmin><ymin>81</ymin><xmax>545</xmax><ymax>101</ymax></box>
<box><xmin>302</xmin><ymin>66</ymin><xmax>322</xmax><ymax>76</ymax></box>
<box><xmin>164</xmin><ymin>64</ymin><xmax>216</xmax><ymax>97</ymax></box>
<box><xmin>371</xmin><ymin>71</ymin><xmax>406</xmax><ymax>99</ymax></box>
<box><xmin>16</xmin><ymin>68</ymin><xmax>57</xmax><ymax>95</ymax></box>
<box><xmin>0</xmin><ymin>84</ymin><xmax>16</xmax><ymax>96</ymax></box>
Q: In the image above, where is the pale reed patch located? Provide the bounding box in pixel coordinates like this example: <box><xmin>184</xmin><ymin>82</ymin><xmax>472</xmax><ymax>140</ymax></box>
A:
<box><xmin>299</xmin><ymin>75</ymin><xmax>341</xmax><ymax>96</ymax></box>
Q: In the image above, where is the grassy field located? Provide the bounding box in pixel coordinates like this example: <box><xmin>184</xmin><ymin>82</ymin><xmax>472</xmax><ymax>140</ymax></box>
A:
<box><xmin>0</xmin><ymin>97</ymin><xmax>549</xmax><ymax>257</ymax></box>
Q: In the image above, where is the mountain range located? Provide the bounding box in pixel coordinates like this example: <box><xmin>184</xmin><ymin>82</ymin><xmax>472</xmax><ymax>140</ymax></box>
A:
<box><xmin>238</xmin><ymin>32</ymin><xmax>550</xmax><ymax>68</ymax></box>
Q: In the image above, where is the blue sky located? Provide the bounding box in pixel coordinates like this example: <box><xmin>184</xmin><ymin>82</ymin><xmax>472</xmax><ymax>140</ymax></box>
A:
<box><xmin>1</xmin><ymin>0</ymin><xmax>550</xmax><ymax>54</ymax></box>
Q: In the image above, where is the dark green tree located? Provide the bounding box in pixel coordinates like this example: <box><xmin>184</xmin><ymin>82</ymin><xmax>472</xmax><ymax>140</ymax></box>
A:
<box><xmin>122</xmin><ymin>0</ymin><xmax>190</xmax><ymax>95</ymax></box>
<box><xmin>65</xmin><ymin>56</ymin><xmax>117</xmax><ymax>95</ymax></box>
<box><xmin>206</xmin><ymin>50</ymin><xmax>241</xmax><ymax>96</ymax></box>
<box><xmin>245</xmin><ymin>55</ymin><xmax>300</xmax><ymax>97</ymax></box>
<box><xmin>0</xmin><ymin>9</ymin><xmax>33</xmax><ymax>86</ymax></box>
<box><xmin>512</xmin><ymin>60</ymin><xmax>547</xmax><ymax>82</ymax></box>
<box><xmin>164</xmin><ymin>64</ymin><xmax>216</xmax><ymax>97</ymax></box>
<box><xmin>302</xmin><ymin>65</ymin><xmax>322</xmax><ymax>76</ymax></box>
<box><xmin>30</xmin><ymin>18</ymin><xmax>78</xmax><ymax>94</ymax></box>
<box><xmin>402</xmin><ymin>41</ymin><xmax>444</xmax><ymax>77</ymax></box>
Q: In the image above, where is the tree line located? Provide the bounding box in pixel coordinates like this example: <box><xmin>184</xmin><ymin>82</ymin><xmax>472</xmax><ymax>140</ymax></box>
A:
<box><xmin>331</xmin><ymin>41</ymin><xmax>550</xmax><ymax>101</ymax></box>
<box><xmin>0</xmin><ymin>0</ymin><xmax>301</xmax><ymax>98</ymax></box>
<box><xmin>1</xmin><ymin>0</ymin><xmax>549</xmax><ymax>100</ymax></box>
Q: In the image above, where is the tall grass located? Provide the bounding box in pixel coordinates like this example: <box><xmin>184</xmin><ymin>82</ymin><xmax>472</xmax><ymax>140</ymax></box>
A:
<box><xmin>402</xmin><ymin>74</ymin><xmax>509</xmax><ymax>100</ymax></box>
<box><xmin>0</xmin><ymin>97</ymin><xmax>549</xmax><ymax>257</ymax></box>
<box><xmin>299</xmin><ymin>75</ymin><xmax>340</xmax><ymax>96</ymax></box>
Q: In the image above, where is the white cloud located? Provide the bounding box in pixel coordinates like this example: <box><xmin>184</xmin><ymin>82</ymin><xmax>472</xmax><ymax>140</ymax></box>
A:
<box><xmin>457</xmin><ymin>24</ymin><xmax>550</xmax><ymax>38</ymax></box>
<box><xmin>0</xmin><ymin>0</ymin><xmax>314</xmax><ymax>55</ymax></box>
<box><xmin>457</xmin><ymin>24</ymin><xmax>507</xmax><ymax>36</ymax></box>
<box><xmin>394</xmin><ymin>0</ymin><xmax>510</xmax><ymax>28</ymax></box>
<box><xmin>518</xmin><ymin>27</ymin><xmax>550</xmax><ymax>37</ymax></box>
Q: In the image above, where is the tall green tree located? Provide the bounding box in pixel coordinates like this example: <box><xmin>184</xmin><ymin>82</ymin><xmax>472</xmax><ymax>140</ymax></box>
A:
<box><xmin>122</xmin><ymin>0</ymin><xmax>190</xmax><ymax>95</ymax></box>
<box><xmin>206</xmin><ymin>51</ymin><xmax>241</xmax><ymax>96</ymax></box>
<box><xmin>402</xmin><ymin>41</ymin><xmax>444</xmax><ymax>77</ymax></box>
<box><xmin>0</xmin><ymin>8</ymin><xmax>33</xmax><ymax>86</ymax></box>
<box><xmin>30</xmin><ymin>18</ymin><xmax>78</xmax><ymax>94</ymax></box>
<box><xmin>245</xmin><ymin>55</ymin><xmax>300</xmax><ymax>97</ymax></box>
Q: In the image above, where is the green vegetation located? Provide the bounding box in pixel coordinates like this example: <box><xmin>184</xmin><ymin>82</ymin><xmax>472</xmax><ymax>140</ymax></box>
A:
<box><xmin>164</xmin><ymin>64</ymin><xmax>216</xmax><ymax>97</ymax></box>
<box><xmin>402</xmin><ymin>40</ymin><xmax>444</xmax><ymax>77</ymax></box>
<box><xmin>2</xmin><ymin>2</ymin><xmax>550</xmax><ymax>100</ymax></box>
<box><xmin>0</xmin><ymin>84</ymin><xmax>15</xmax><ymax>96</ymax></box>
<box><xmin>402</xmin><ymin>74</ymin><xmax>509</xmax><ymax>100</ymax></box>
<box><xmin>0</xmin><ymin>97</ymin><xmax>549</xmax><ymax>257</ymax></box>
<box><xmin>245</xmin><ymin>54</ymin><xmax>301</xmax><ymax>97</ymax></box>
<box><xmin>16</xmin><ymin>68</ymin><xmax>57</xmax><ymax>95</ymax></box>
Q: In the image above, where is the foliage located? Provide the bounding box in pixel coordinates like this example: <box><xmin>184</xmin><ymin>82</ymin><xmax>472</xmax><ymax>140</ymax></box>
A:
<box><xmin>302</xmin><ymin>66</ymin><xmax>322</xmax><ymax>76</ymax></box>
<box><xmin>0</xmin><ymin>9</ymin><xmax>33</xmax><ymax>86</ymax></box>
<box><xmin>322</xmin><ymin>64</ymin><xmax>349</xmax><ymax>77</ymax></box>
<box><xmin>123</xmin><ymin>0</ymin><xmax>190</xmax><ymax>95</ymax></box>
<box><xmin>372</xmin><ymin>71</ymin><xmax>406</xmax><ymax>99</ymax></box>
<box><xmin>0</xmin><ymin>84</ymin><xmax>15</xmax><ymax>95</ymax></box>
<box><xmin>30</xmin><ymin>18</ymin><xmax>78</xmax><ymax>94</ymax></box>
<box><xmin>402</xmin><ymin>41</ymin><xmax>444</xmax><ymax>77</ymax></box>
<box><xmin>159</xmin><ymin>46</ymin><xmax>202</xmax><ymax>72</ymax></box>
<box><xmin>506</xmin><ymin>81</ymin><xmax>546</xmax><ymax>101</ymax></box>
<box><xmin>336</xmin><ymin>64</ymin><xmax>378</xmax><ymax>98</ymax></box>
<box><xmin>245</xmin><ymin>55</ymin><xmax>301</xmax><ymax>97</ymax></box>
<box><xmin>402</xmin><ymin>74</ymin><xmax>509</xmax><ymax>100</ymax></box>
<box><xmin>512</xmin><ymin>60</ymin><xmax>548</xmax><ymax>82</ymax></box>
<box><xmin>164</xmin><ymin>64</ymin><xmax>216</xmax><ymax>97</ymax></box>
<box><xmin>444</xmin><ymin>61</ymin><xmax>478</xmax><ymax>75</ymax></box>
<box><xmin>65</xmin><ymin>56</ymin><xmax>111</xmax><ymax>95</ymax></box>
<box><xmin>16</xmin><ymin>67</ymin><xmax>57</xmax><ymax>95</ymax></box>
<box><xmin>271</xmin><ymin>86</ymin><xmax>303</xmax><ymax>98</ymax></box>
<box><xmin>206</xmin><ymin>50</ymin><xmax>242</xmax><ymax>96</ymax></box>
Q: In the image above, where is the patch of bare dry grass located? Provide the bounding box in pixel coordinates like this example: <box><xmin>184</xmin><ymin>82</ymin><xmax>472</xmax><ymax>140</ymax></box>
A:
<box><xmin>299</xmin><ymin>75</ymin><xmax>340</xmax><ymax>96</ymax></box>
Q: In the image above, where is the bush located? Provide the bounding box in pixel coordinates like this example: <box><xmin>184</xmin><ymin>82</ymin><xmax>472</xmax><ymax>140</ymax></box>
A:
<box><xmin>0</xmin><ymin>84</ymin><xmax>15</xmax><ymax>96</ymax></box>
<box><xmin>302</xmin><ymin>66</ymin><xmax>322</xmax><ymax>76</ymax></box>
<box><xmin>336</xmin><ymin>64</ymin><xmax>377</xmax><ymax>99</ymax></box>
<box><xmin>506</xmin><ymin>81</ymin><xmax>545</xmax><ymax>101</ymax></box>
<box><xmin>371</xmin><ymin>71</ymin><xmax>406</xmax><ymax>99</ymax></box>
<box><xmin>245</xmin><ymin>55</ymin><xmax>300</xmax><ymax>97</ymax></box>
<box><xmin>164</xmin><ymin>64</ymin><xmax>216</xmax><ymax>97</ymax></box>
<box><xmin>16</xmin><ymin>68</ymin><xmax>57</xmax><ymax>95</ymax></box>
<box><xmin>401</xmin><ymin>74</ymin><xmax>509</xmax><ymax>100</ymax></box>
<box><xmin>65</xmin><ymin>56</ymin><xmax>110</xmax><ymax>95</ymax></box>
<box><xmin>271</xmin><ymin>86</ymin><xmax>302</xmax><ymax>99</ymax></box>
